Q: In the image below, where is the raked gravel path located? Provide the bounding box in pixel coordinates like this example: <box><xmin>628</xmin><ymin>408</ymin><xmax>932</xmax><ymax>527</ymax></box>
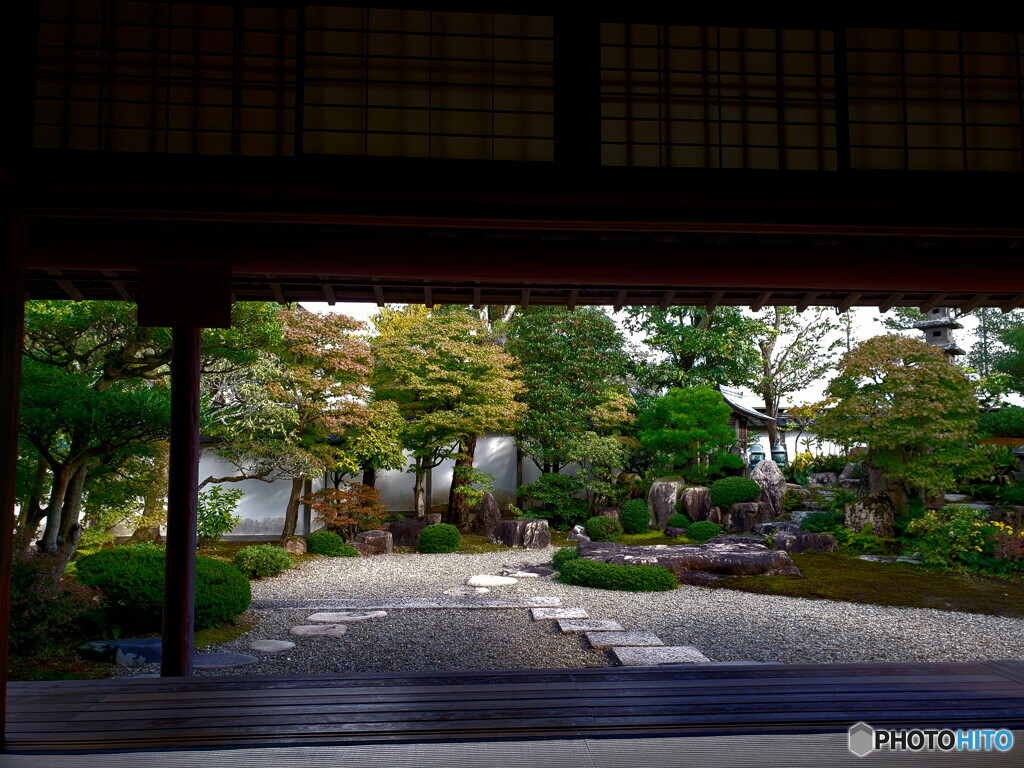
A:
<box><xmin>115</xmin><ymin>548</ymin><xmax>1024</xmax><ymax>678</ymax></box>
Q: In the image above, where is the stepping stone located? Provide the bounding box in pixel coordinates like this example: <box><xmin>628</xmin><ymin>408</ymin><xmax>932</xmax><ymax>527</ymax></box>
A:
<box><xmin>557</xmin><ymin>619</ymin><xmax>623</xmax><ymax>634</ymax></box>
<box><xmin>290</xmin><ymin>624</ymin><xmax>348</xmax><ymax>638</ymax></box>
<box><xmin>443</xmin><ymin>586</ymin><xmax>490</xmax><ymax>596</ymax></box>
<box><xmin>531</xmin><ymin>607</ymin><xmax>589</xmax><ymax>621</ymax></box>
<box><xmin>611</xmin><ymin>646</ymin><xmax>711</xmax><ymax>666</ymax></box>
<box><xmin>467</xmin><ymin>574</ymin><xmax>517</xmax><ymax>587</ymax></box>
<box><xmin>193</xmin><ymin>652</ymin><xmax>258</xmax><ymax>669</ymax></box>
<box><xmin>306</xmin><ymin>611</ymin><xmax>387</xmax><ymax>623</ymax></box>
<box><xmin>248</xmin><ymin>639</ymin><xmax>295</xmax><ymax>653</ymax></box>
<box><xmin>503</xmin><ymin>571</ymin><xmax>541</xmax><ymax>578</ymax></box>
<box><xmin>585</xmin><ymin>631</ymin><xmax>664</xmax><ymax>649</ymax></box>
<box><xmin>254</xmin><ymin>597</ymin><xmax>560</xmax><ymax>610</ymax></box>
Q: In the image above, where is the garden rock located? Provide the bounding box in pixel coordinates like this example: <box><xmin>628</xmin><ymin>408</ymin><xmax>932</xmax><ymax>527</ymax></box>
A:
<box><xmin>648</xmin><ymin>478</ymin><xmax>685</xmax><ymax>529</ymax></box>
<box><xmin>612</xmin><ymin>646</ymin><xmax>711</xmax><ymax>665</ymax></box>
<box><xmin>839</xmin><ymin>462</ymin><xmax>862</xmax><ymax>482</ymax></box>
<box><xmin>706</xmin><ymin>506</ymin><xmax>723</xmax><ymax>526</ymax></box>
<box><xmin>80</xmin><ymin>638</ymin><xmax>162</xmax><ymax>665</ymax></box>
<box><xmin>568</xmin><ymin>525</ymin><xmax>591</xmax><ymax>542</ymax></box>
<box><xmin>840</xmin><ymin>478</ymin><xmax>863</xmax><ymax>489</ymax></box>
<box><xmin>283</xmin><ymin>537</ymin><xmax>307</xmax><ymax>555</ymax></box>
<box><xmin>577</xmin><ymin>539</ymin><xmax>801</xmax><ymax>585</ymax></box>
<box><xmin>943</xmin><ymin>493</ymin><xmax>972</xmax><ymax>503</ymax></box>
<box><xmin>290</xmin><ymin>624</ymin><xmax>348</xmax><ymax>638</ymax></box>
<box><xmin>386</xmin><ymin>514</ymin><xmax>441</xmax><ymax>547</ymax></box>
<box><xmin>471</xmin><ymin>492</ymin><xmax>503</xmax><ymax>537</ymax></box>
<box><xmin>723</xmin><ymin>502</ymin><xmax>764</xmax><ymax>533</ymax></box>
<box><xmin>531</xmin><ymin>607</ymin><xmax>590</xmax><ymax>621</ymax></box>
<box><xmin>665</xmin><ymin>526</ymin><xmax>688</xmax><ymax>538</ymax></box>
<box><xmin>750</xmin><ymin>460</ymin><xmax>786</xmax><ymax>520</ymax></box>
<box><xmin>249</xmin><ymin>639</ymin><xmax>295</xmax><ymax>653</ymax></box>
<box><xmin>306</xmin><ymin>611</ymin><xmax>387</xmax><ymax>622</ymax></box>
<box><xmin>444</xmin><ymin>586</ymin><xmax>490</xmax><ymax>596</ymax></box>
<box><xmin>557</xmin><ymin>619</ymin><xmax>623</xmax><ymax>633</ymax></box>
<box><xmin>467</xmin><ymin>574</ymin><xmax>517</xmax><ymax>587</ymax></box>
<box><xmin>844</xmin><ymin>492</ymin><xmax>894</xmax><ymax>538</ymax></box>
<box><xmin>807</xmin><ymin>472</ymin><xmax>838</xmax><ymax>487</ymax></box>
<box><xmin>491</xmin><ymin>519</ymin><xmax>550</xmax><ymax>549</ymax></box>
<box><xmin>128</xmin><ymin>525</ymin><xmax>163</xmax><ymax>545</ymax></box>
<box><xmin>772</xmin><ymin>532</ymin><xmax>839</xmax><ymax>554</ymax></box>
<box><xmin>679</xmin><ymin>486</ymin><xmax>711</xmax><ymax>523</ymax></box>
<box><xmin>597</xmin><ymin>506</ymin><xmax>621</xmax><ymax>523</ymax></box>
<box><xmin>753</xmin><ymin>521</ymin><xmax>801</xmax><ymax>535</ymax></box>
<box><xmin>354</xmin><ymin>530</ymin><xmax>393</xmax><ymax>556</ymax></box>
<box><xmin>785</xmin><ymin>483</ymin><xmax>810</xmax><ymax>497</ymax></box>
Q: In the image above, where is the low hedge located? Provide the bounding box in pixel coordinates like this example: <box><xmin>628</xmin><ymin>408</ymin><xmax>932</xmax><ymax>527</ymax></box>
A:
<box><xmin>558</xmin><ymin>558</ymin><xmax>677</xmax><ymax>592</ymax></box>
<box><xmin>686</xmin><ymin>521</ymin><xmax>723</xmax><ymax>543</ymax></box>
<box><xmin>709</xmin><ymin>477</ymin><xmax>762</xmax><ymax>509</ymax></box>
<box><xmin>417</xmin><ymin>523</ymin><xmax>461</xmax><ymax>554</ymax></box>
<box><xmin>552</xmin><ymin>546</ymin><xmax>581</xmax><ymax>570</ymax></box>
<box><xmin>232</xmin><ymin>544</ymin><xmax>293</xmax><ymax>579</ymax></box>
<box><xmin>76</xmin><ymin>543</ymin><xmax>251</xmax><ymax>632</ymax></box>
<box><xmin>665</xmin><ymin>513</ymin><xmax>692</xmax><ymax>529</ymax></box>
<box><xmin>620</xmin><ymin>499</ymin><xmax>650</xmax><ymax>534</ymax></box>
<box><xmin>584</xmin><ymin>516</ymin><xmax>623</xmax><ymax>542</ymax></box>
<box><xmin>307</xmin><ymin>529</ymin><xmax>359</xmax><ymax>557</ymax></box>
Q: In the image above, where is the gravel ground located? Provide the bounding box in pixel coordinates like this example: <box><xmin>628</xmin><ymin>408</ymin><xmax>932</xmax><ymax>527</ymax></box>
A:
<box><xmin>115</xmin><ymin>548</ymin><xmax>1024</xmax><ymax>678</ymax></box>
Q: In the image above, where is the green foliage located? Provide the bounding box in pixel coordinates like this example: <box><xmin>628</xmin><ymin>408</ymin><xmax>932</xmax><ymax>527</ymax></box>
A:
<box><xmin>584</xmin><ymin>516</ymin><xmax>624</xmax><ymax>542</ymax></box>
<box><xmin>76</xmin><ymin>544</ymin><xmax>251</xmax><ymax>632</ymax></box>
<box><xmin>709</xmin><ymin>477</ymin><xmax>762</xmax><ymax>509</ymax></box>
<box><xmin>417</xmin><ymin>523</ymin><xmax>462</xmax><ymax>553</ymax></box>
<box><xmin>307</xmin><ymin>529</ymin><xmax>359</xmax><ymax>557</ymax></box>
<box><xmin>977</xmin><ymin>407</ymin><xmax>1024</xmax><ymax>438</ymax></box>
<box><xmin>996</xmin><ymin>326</ymin><xmax>1024</xmax><ymax>396</ymax></box>
<box><xmin>666</xmin><ymin>513</ymin><xmax>692</xmax><ymax>529</ymax></box>
<box><xmin>232</xmin><ymin>544</ymin><xmax>293</xmax><ymax>579</ymax></box>
<box><xmin>801</xmin><ymin>511</ymin><xmax>845</xmax><ymax>533</ymax></box>
<box><xmin>451</xmin><ymin>465</ymin><xmax>496</xmax><ymax>508</ymax></box>
<box><xmin>517</xmin><ymin>473</ymin><xmax>589</xmax><ymax>530</ymax></box>
<box><xmin>906</xmin><ymin>505</ymin><xmax>991</xmax><ymax>568</ymax></box>
<box><xmin>197</xmin><ymin>485</ymin><xmax>243</xmax><ymax>545</ymax></box>
<box><xmin>637</xmin><ymin>386</ymin><xmax>736</xmax><ymax>480</ymax></box>
<box><xmin>785</xmin><ymin>451</ymin><xmax>849</xmax><ymax>483</ymax></box>
<box><xmin>826</xmin><ymin>489</ymin><xmax>859</xmax><ymax>514</ymax></box>
<box><xmin>816</xmin><ymin>335</ymin><xmax>985</xmax><ymax>500</ymax></box>
<box><xmin>620</xmin><ymin>499</ymin><xmax>650</xmax><ymax>534</ymax></box>
<box><xmin>686</xmin><ymin>521</ymin><xmax>723</xmax><ymax>542</ymax></box>
<box><xmin>9</xmin><ymin>549</ymin><xmax>97</xmax><ymax>658</ymax></box>
<box><xmin>558</xmin><ymin>559</ymin><xmax>678</xmax><ymax>592</ymax></box>
<box><xmin>552</xmin><ymin>547</ymin><xmax>581</xmax><ymax>570</ymax></box>
<box><xmin>782</xmin><ymin>489</ymin><xmax>804</xmax><ymax>513</ymax></box>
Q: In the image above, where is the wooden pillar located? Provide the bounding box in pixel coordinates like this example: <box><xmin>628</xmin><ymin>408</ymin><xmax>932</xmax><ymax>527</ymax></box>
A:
<box><xmin>0</xmin><ymin>213</ymin><xmax>26</xmax><ymax>734</ymax></box>
<box><xmin>160</xmin><ymin>327</ymin><xmax>201</xmax><ymax>677</ymax></box>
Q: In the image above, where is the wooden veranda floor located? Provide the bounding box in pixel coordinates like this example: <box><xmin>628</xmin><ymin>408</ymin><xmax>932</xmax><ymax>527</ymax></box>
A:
<box><xmin>5</xmin><ymin>661</ymin><xmax>1024</xmax><ymax>755</ymax></box>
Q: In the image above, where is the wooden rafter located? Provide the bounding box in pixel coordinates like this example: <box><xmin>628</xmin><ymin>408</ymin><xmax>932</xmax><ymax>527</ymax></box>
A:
<box><xmin>567</xmin><ymin>289</ymin><xmax>579</xmax><ymax>311</ymax></box>
<box><xmin>659</xmin><ymin>290</ymin><xmax>676</xmax><ymax>309</ymax></box>
<box><xmin>373</xmin><ymin>285</ymin><xmax>385</xmax><ymax>307</ymax></box>
<box><xmin>920</xmin><ymin>293</ymin><xmax>948</xmax><ymax>313</ymax></box>
<box><xmin>796</xmin><ymin>293</ymin><xmax>820</xmax><ymax>312</ymax></box>
<box><xmin>521</xmin><ymin>288</ymin><xmax>531</xmax><ymax>308</ymax></box>
<box><xmin>749</xmin><ymin>291</ymin><xmax>771</xmax><ymax>311</ymax></box>
<box><xmin>958</xmin><ymin>293</ymin><xmax>989</xmax><ymax>313</ymax></box>
<box><xmin>613</xmin><ymin>290</ymin><xmax>627</xmax><ymax>312</ymax></box>
<box><xmin>47</xmin><ymin>269</ymin><xmax>83</xmax><ymax>301</ymax></box>
<box><xmin>837</xmin><ymin>292</ymin><xmax>861</xmax><ymax>313</ymax></box>
<box><xmin>472</xmin><ymin>287</ymin><xmax>482</xmax><ymax>309</ymax></box>
<box><xmin>879</xmin><ymin>293</ymin><xmax>904</xmax><ymax>312</ymax></box>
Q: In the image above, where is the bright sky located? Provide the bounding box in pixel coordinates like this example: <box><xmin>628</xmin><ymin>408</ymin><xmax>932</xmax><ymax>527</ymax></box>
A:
<box><xmin>301</xmin><ymin>301</ymin><xmax>999</xmax><ymax>409</ymax></box>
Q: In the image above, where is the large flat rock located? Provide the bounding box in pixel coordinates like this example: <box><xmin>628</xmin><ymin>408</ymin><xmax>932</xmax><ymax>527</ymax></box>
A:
<box><xmin>577</xmin><ymin>539</ymin><xmax>801</xmax><ymax>585</ymax></box>
<box><xmin>531</xmin><ymin>607</ymin><xmax>589</xmax><ymax>621</ymax></box>
<box><xmin>585</xmin><ymin>631</ymin><xmax>664</xmax><ymax>649</ymax></box>
<box><xmin>193</xmin><ymin>652</ymin><xmax>258</xmax><ymax>669</ymax></box>
<box><xmin>556</xmin><ymin>619</ymin><xmax>623</xmax><ymax>633</ymax></box>
<box><xmin>253</xmin><ymin>597</ymin><xmax>561</xmax><ymax>610</ymax></box>
<box><xmin>306</xmin><ymin>611</ymin><xmax>387</xmax><ymax>623</ymax></box>
<box><xmin>290</xmin><ymin>624</ymin><xmax>348</xmax><ymax>638</ymax></box>
<box><xmin>611</xmin><ymin>646</ymin><xmax>711</xmax><ymax>665</ymax></box>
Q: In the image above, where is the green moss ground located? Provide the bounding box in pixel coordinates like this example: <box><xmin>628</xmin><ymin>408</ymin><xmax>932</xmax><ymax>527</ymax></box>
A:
<box><xmin>708</xmin><ymin>552</ymin><xmax>1024</xmax><ymax>618</ymax></box>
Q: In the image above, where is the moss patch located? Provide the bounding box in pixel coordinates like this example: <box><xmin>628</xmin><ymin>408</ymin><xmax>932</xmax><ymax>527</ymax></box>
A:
<box><xmin>621</xmin><ymin>532</ymin><xmax>693</xmax><ymax>546</ymax></box>
<box><xmin>195</xmin><ymin>613</ymin><xmax>255</xmax><ymax>649</ymax></box>
<box><xmin>8</xmin><ymin>653</ymin><xmax>115</xmax><ymax>682</ymax></box>
<box><xmin>708</xmin><ymin>552</ymin><xmax>1024</xmax><ymax>618</ymax></box>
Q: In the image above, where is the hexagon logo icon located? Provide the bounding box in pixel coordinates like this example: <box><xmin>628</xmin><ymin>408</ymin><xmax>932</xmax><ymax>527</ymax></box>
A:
<box><xmin>849</xmin><ymin>722</ymin><xmax>875</xmax><ymax>757</ymax></box>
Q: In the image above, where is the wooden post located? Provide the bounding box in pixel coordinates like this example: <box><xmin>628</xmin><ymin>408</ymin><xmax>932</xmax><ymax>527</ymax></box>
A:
<box><xmin>160</xmin><ymin>326</ymin><xmax>201</xmax><ymax>677</ymax></box>
<box><xmin>0</xmin><ymin>213</ymin><xmax>26</xmax><ymax>734</ymax></box>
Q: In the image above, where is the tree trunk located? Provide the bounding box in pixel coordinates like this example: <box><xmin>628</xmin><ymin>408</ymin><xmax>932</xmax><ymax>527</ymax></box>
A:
<box><xmin>279</xmin><ymin>477</ymin><xmax>305</xmax><ymax>542</ymax></box>
<box><xmin>37</xmin><ymin>464</ymin><xmax>74</xmax><ymax>554</ymax></box>
<box><xmin>413</xmin><ymin>469</ymin><xmax>427</xmax><ymax>517</ymax></box>
<box><xmin>20</xmin><ymin>457</ymin><xmax>48</xmax><ymax>529</ymax></box>
<box><xmin>361</xmin><ymin>465</ymin><xmax>377</xmax><ymax>488</ymax></box>
<box><xmin>57</xmin><ymin>464</ymin><xmax>89</xmax><ymax>549</ymax></box>
<box><xmin>448</xmin><ymin>434</ymin><xmax>478</xmax><ymax>527</ymax></box>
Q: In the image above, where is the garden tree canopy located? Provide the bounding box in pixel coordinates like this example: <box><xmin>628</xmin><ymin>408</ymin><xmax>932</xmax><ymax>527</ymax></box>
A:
<box><xmin>994</xmin><ymin>324</ymin><xmax>1024</xmax><ymax>397</ymax></box>
<box><xmin>17</xmin><ymin>300</ymin><xmax>281</xmax><ymax>565</ymax></box>
<box><xmin>815</xmin><ymin>335</ymin><xmax>986</xmax><ymax>509</ymax></box>
<box><xmin>749</xmin><ymin>307</ymin><xmax>841</xmax><ymax>446</ymax></box>
<box><xmin>622</xmin><ymin>306</ymin><xmax>761</xmax><ymax>393</ymax></box>
<box><xmin>636</xmin><ymin>386</ymin><xmax>737</xmax><ymax>481</ymax></box>
<box><xmin>371</xmin><ymin>308</ymin><xmax>524</xmax><ymax>516</ymax></box>
<box><xmin>506</xmin><ymin>307</ymin><xmax>628</xmax><ymax>473</ymax></box>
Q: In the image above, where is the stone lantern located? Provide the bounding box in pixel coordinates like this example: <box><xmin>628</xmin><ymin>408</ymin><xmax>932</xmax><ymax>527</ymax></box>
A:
<box><xmin>913</xmin><ymin>308</ymin><xmax>965</xmax><ymax>363</ymax></box>
<box><xmin>771</xmin><ymin>441</ymin><xmax>788</xmax><ymax>467</ymax></box>
<box><xmin>748</xmin><ymin>442</ymin><xmax>765</xmax><ymax>468</ymax></box>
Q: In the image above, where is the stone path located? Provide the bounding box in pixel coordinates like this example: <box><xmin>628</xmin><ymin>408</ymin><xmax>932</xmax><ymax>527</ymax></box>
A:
<box><xmin>251</xmin><ymin>596</ymin><xmax>561</xmax><ymax>610</ymax></box>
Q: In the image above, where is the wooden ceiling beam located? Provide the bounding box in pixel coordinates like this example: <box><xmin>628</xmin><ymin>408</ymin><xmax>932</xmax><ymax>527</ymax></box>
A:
<box><xmin>796</xmin><ymin>292</ymin><xmax>820</xmax><ymax>312</ymax></box>
<box><xmin>957</xmin><ymin>293</ymin><xmax>989</xmax><ymax>313</ymax></box>
<box><xmin>268</xmin><ymin>279</ymin><xmax>286</xmax><ymax>305</ymax></box>
<box><xmin>659</xmin><ymin>290</ymin><xmax>676</xmax><ymax>310</ymax></box>
<box><xmin>879</xmin><ymin>293</ymin><xmax>904</xmax><ymax>312</ymax></box>
<box><xmin>423</xmin><ymin>286</ymin><xmax>434</xmax><ymax>308</ymax></box>
<box><xmin>47</xmin><ymin>269</ymin><xmax>83</xmax><ymax>301</ymax></box>
<box><xmin>837</xmin><ymin>292</ymin><xmax>861</xmax><ymax>313</ymax></box>
<box><xmin>919</xmin><ymin>293</ymin><xmax>948</xmax><ymax>313</ymax></box>
<box><xmin>472</xmin><ymin>287</ymin><xmax>482</xmax><ymax>309</ymax></box>
<box><xmin>567</xmin><ymin>289</ymin><xmax>579</xmax><ymax>311</ymax></box>
<box><xmin>1002</xmin><ymin>294</ymin><xmax>1024</xmax><ymax>312</ymax></box>
<box><xmin>749</xmin><ymin>291</ymin><xmax>771</xmax><ymax>312</ymax></box>
<box><xmin>613</xmin><ymin>290</ymin><xmax>628</xmax><ymax>312</ymax></box>
<box><xmin>521</xmin><ymin>288</ymin><xmax>531</xmax><ymax>308</ymax></box>
<box><xmin>319</xmin><ymin>276</ymin><xmax>336</xmax><ymax>305</ymax></box>
<box><xmin>373</xmin><ymin>285</ymin><xmax>385</xmax><ymax>307</ymax></box>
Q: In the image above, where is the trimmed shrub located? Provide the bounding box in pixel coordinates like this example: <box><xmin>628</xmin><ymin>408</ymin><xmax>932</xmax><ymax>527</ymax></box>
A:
<box><xmin>76</xmin><ymin>544</ymin><xmax>251</xmax><ymax>632</ymax></box>
<box><xmin>584</xmin><ymin>516</ymin><xmax>623</xmax><ymax>542</ymax></box>
<box><xmin>516</xmin><ymin>473</ymin><xmax>589</xmax><ymax>530</ymax></box>
<box><xmin>232</xmin><ymin>544</ymin><xmax>293</xmax><ymax>579</ymax></box>
<box><xmin>9</xmin><ymin>550</ymin><xmax>96</xmax><ymax>658</ymax></box>
<box><xmin>417</xmin><ymin>523</ymin><xmax>461</xmax><ymax>554</ymax></box>
<box><xmin>552</xmin><ymin>547</ymin><xmax>581</xmax><ymax>571</ymax></box>
<box><xmin>978</xmin><ymin>406</ymin><xmax>1024</xmax><ymax>438</ymax></box>
<box><xmin>686</xmin><ymin>521</ymin><xmax>723</xmax><ymax>543</ymax></box>
<box><xmin>620</xmin><ymin>499</ymin><xmax>650</xmax><ymax>534</ymax></box>
<box><xmin>558</xmin><ymin>559</ymin><xmax>677</xmax><ymax>592</ymax></box>
<box><xmin>709</xmin><ymin>477</ymin><xmax>762</xmax><ymax>510</ymax></box>
<box><xmin>666</xmin><ymin>513</ymin><xmax>692</xmax><ymax>529</ymax></box>
<box><xmin>307</xmin><ymin>529</ymin><xmax>359</xmax><ymax>557</ymax></box>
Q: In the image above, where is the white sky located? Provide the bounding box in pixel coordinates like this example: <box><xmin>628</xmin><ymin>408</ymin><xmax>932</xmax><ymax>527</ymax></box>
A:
<box><xmin>301</xmin><ymin>301</ymin><xmax>998</xmax><ymax>409</ymax></box>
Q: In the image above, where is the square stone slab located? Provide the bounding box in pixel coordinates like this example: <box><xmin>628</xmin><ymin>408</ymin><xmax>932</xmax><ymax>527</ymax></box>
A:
<box><xmin>585</xmin><ymin>631</ymin><xmax>664</xmax><ymax>649</ymax></box>
<box><xmin>556</xmin><ymin>619</ymin><xmax>623</xmax><ymax>633</ymax></box>
<box><xmin>611</xmin><ymin>646</ymin><xmax>710</xmax><ymax>666</ymax></box>
<box><xmin>531</xmin><ymin>607</ymin><xmax>590</xmax><ymax>621</ymax></box>
<box><xmin>306</xmin><ymin>611</ymin><xmax>387</xmax><ymax>623</ymax></box>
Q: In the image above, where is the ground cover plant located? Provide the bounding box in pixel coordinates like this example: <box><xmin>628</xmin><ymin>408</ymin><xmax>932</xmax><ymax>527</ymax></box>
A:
<box><xmin>232</xmin><ymin>544</ymin><xmax>293</xmax><ymax>579</ymax></box>
<box><xmin>307</xmin><ymin>529</ymin><xmax>359</xmax><ymax>557</ymax></box>
<box><xmin>558</xmin><ymin>559</ymin><xmax>677</xmax><ymax>592</ymax></box>
<box><xmin>584</xmin><ymin>516</ymin><xmax>623</xmax><ymax>542</ymax></box>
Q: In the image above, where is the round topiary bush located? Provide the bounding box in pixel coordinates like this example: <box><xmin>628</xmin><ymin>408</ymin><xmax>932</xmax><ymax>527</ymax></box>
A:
<box><xmin>620</xmin><ymin>499</ymin><xmax>650</xmax><ymax>534</ymax></box>
<box><xmin>232</xmin><ymin>544</ymin><xmax>293</xmax><ymax>579</ymax></box>
<box><xmin>686</xmin><ymin>521</ymin><xmax>723</xmax><ymax>543</ymax></box>
<box><xmin>665</xmin><ymin>513</ymin><xmax>691</xmax><ymax>529</ymax></box>
<box><xmin>558</xmin><ymin>559</ymin><xmax>677</xmax><ymax>592</ymax></box>
<box><xmin>76</xmin><ymin>543</ymin><xmax>251</xmax><ymax>632</ymax></box>
<box><xmin>307</xmin><ymin>529</ymin><xmax>359</xmax><ymax>557</ymax></box>
<box><xmin>552</xmin><ymin>546</ymin><xmax>580</xmax><ymax>571</ymax></box>
<box><xmin>417</xmin><ymin>523</ymin><xmax>461</xmax><ymax>553</ymax></box>
<box><xmin>584</xmin><ymin>516</ymin><xmax>623</xmax><ymax>542</ymax></box>
<box><xmin>709</xmin><ymin>476</ymin><xmax>762</xmax><ymax>509</ymax></box>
